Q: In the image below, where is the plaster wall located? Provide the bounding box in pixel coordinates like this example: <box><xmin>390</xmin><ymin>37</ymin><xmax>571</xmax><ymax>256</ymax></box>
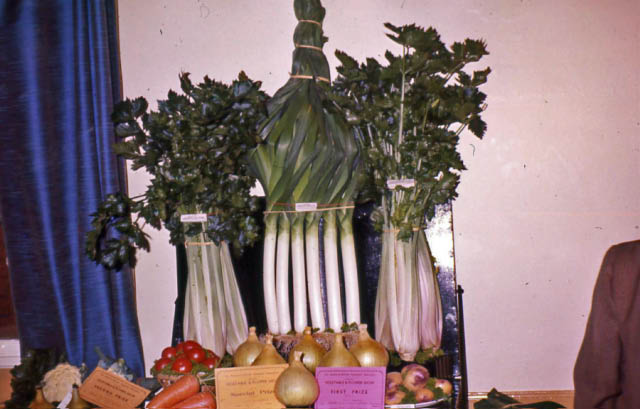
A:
<box><xmin>117</xmin><ymin>0</ymin><xmax>640</xmax><ymax>392</ymax></box>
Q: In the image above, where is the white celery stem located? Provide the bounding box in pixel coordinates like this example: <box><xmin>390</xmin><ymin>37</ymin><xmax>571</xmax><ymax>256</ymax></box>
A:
<box><xmin>383</xmin><ymin>230</ymin><xmax>400</xmax><ymax>350</ymax></box>
<box><xmin>220</xmin><ymin>241</ymin><xmax>249</xmax><ymax>354</ymax></box>
<box><xmin>275</xmin><ymin>213</ymin><xmax>292</xmax><ymax>334</ymax></box>
<box><xmin>375</xmin><ymin>229</ymin><xmax>393</xmax><ymax>349</ymax></box>
<box><xmin>339</xmin><ymin>217</ymin><xmax>360</xmax><ymax>324</ymax></box>
<box><xmin>305</xmin><ymin>214</ymin><xmax>325</xmax><ymax>331</ymax></box>
<box><xmin>323</xmin><ymin>210</ymin><xmax>344</xmax><ymax>331</ymax></box>
<box><xmin>416</xmin><ymin>231</ymin><xmax>443</xmax><ymax>349</ymax></box>
<box><xmin>204</xmin><ymin>240</ymin><xmax>227</xmax><ymax>358</ymax></box>
<box><xmin>291</xmin><ymin>216</ymin><xmax>308</xmax><ymax>333</ymax></box>
<box><xmin>263</xmin><ymin>214</ymin><xmax>280</xmax><ymax>334</ymax></box>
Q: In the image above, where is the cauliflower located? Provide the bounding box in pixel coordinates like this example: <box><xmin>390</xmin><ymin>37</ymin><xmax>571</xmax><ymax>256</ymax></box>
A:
<box><xmin>42</xmin><ymin>363</ymin><xmax>82</xmax><ymax>403</ymax></box>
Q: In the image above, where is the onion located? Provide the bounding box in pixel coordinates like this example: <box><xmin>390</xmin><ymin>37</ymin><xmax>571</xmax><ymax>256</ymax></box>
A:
<box><xmin>318</xmin><ymin>333</ymin><xmax>360</xmax><ymax>367</ymax></box>
<box><xmin>289</xmin><ymin>327</ymin><xmax>326</xmax><ymax>374</ymax></box>
<box><xmin>251</xmin><ymin>334</ymin><xmax>286</xmax><ymax>365</ymax></box>
<box><xmin>349</xmin><ymin>324</ymin><xmax>389</xmax><ymax>367</ymax></box>
<box><xmin>275</xmin><ymin>351</ymin><xmax>319</xmax><ymax>407</ymax></box>
<box><xmin>233</xmin><ymin>326</ymin><xmax>265</xmax><ymax>367</ymax></box>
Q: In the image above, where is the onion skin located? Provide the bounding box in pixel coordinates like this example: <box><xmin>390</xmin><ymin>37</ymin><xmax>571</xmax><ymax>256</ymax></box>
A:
<box><xmin>233</xmin><ymin>327</ymin><xmax>265</xmax><ymax>367</ymax></box>
<box><xmin>289</xmin><ymin>327</ymin><xmax>326</xmax><ymax>374</ymax></box>
<box><xmin>251</xmin><ymin>334</ymin><xmax>286</xmax><ymax>366</ymax></box>
<box><xmin>319</xmin><ymin>333</ymin><xmax>360</xmax><ymax>368</ymax></box>
<box><xmin>349</xmin><ymin>324</ymin><xmax>389</xmax><ymax>367</ymax></box>
<box><xmin>275</xmin><ymin>351</ymin><xmax>319</xmax><ymax>408</ymax></box>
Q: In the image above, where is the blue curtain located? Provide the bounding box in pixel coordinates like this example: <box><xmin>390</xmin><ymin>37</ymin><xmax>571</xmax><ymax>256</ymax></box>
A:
<box><xmin>0</xmin><ymin>0</ymin><xmax>145</xmax><ymax>376</ymax></box>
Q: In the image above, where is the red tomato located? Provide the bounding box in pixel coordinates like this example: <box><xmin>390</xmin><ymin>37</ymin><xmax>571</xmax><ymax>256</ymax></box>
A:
<box><xmin>175</xmin><ymin>342</ymin><xmax>185</xmax><ymax>355</ymax></box>
<box><xmin>186</xmin><ymin>347</ymin><xmax>206</xmax><ymax>363</ymax></box>
<box><xmin>154</xmin><ymin>357</ymin><xmax>172</xmax><ymax>372</ymax></box>
<box><xmin>201</xmin><ymin>357</ymin><xmax>219</xmax><ymax>370</ymax></box>
<box><xmin>205</xmin><ymin>349</ymin><xmax>216</xmax><ymax>358</ymax></box>
<box><xmin>161</xmin><ymin>346</ymin><xmax>177</xmax><ymax>360</ymax></box>
<box><xmin>172</xmin><ymin>357</ymin><xmax>193</xmax><ymax>373</ymax></box>
<box><xmin>183</xmin><ymin>340</ymin><xmax>201</xmax><ymax>352</ymax></box>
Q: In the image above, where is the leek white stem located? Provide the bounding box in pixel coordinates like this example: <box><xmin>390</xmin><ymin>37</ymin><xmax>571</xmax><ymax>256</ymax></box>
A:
<box><xmin>291</xmin><ymin>216</ymin><xmax>308</xmax><ymax>332</ymax></box>
<box><xmin>323</xmin><ymin>210</ymin><xmax>344</xmax><ymax>331</ymax></box>
<box><xmin>263</xmin><ymin>214</ymin><xmax>280</xmax><ymax>334</ymax></box>
<box><xmin>276</xmin><ymin>213</ymin><xmax>292</xmax><ymax>334</ymax></box>
<box><xmin>305</xmin><ymin>213</ymin><xmax>325</xmax><ymax>331</ymax></box>
<box><xmin>339</xmin><ymin>215</ymin><xmax>360</xmax><ymax>324</ymax></box>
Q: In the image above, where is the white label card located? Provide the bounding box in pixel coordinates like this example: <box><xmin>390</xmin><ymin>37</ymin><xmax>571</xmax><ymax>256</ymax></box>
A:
<box><xmin>180</xmin><ymin>213</ymin><xmax>208</xmax><ymax>223</ymax></box>
<box><xmin>295</xmin><ymin>202</ymin><xmax>318</xmax><ymax>212</ymax></box>
<box><xmin>386</xmin><ymin>179</ymin><xmax>416</xmax><ymax>189</ymax></box>
<box><xmin>57</xmin><ymin>390</ymin><xmax>72</xmax><ymax>408</ymax></box>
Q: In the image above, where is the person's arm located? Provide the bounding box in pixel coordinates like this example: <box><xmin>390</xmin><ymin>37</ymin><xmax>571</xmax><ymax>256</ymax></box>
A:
<box><xmin>574</xmin><ymin>246</ymin><xmax>622</xmax><ymax>409</ymax></box>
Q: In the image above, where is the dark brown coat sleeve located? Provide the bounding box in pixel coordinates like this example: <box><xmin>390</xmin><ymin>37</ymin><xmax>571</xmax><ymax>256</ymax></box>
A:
<box><xmin>574</xmin><ymin>246</ymin><xmax>622</xmax><ymax>409</ymax></box>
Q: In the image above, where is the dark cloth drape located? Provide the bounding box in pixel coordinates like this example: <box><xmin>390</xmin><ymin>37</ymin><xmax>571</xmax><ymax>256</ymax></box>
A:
<box><xmin>0</xmin><ymin>0</ymin><xmax>145</xmax><ymax>376</ymax></box>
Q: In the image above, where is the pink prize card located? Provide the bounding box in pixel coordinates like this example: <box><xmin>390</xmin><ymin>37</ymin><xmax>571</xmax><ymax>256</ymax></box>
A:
<box><xmin>315</xmin><ymin>366</ymin><xmax>387</xmax><ymax>409</ymax></box>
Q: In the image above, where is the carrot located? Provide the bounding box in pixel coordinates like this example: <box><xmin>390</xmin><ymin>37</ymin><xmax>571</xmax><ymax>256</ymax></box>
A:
<box><xmin>148</xmin><ymin>374</ymin><xmax>201</xmax><ymax>408</ymax></box>
<box><xmin>171</xmin><ymin>391</ymin><xmax>216</xmax><ymax>408</ymax></box>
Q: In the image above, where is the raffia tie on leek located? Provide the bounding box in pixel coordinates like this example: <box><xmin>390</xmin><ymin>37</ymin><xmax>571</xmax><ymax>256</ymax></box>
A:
<box><xmin>331</xmin><ymin>23</ymin><xmax>490</xmax><ymax>359</ymax></box>
<box><xmin>248</xmin><ymin>0</ymin><xmax>361</xmax><ymax>334</ymax></box>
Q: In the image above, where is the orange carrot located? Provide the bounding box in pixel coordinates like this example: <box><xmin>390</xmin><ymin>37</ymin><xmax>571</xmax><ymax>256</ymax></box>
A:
<box><xmin>171</xmin><ymin>391</ymin><xmax>216</xmax><ymax>408</ymax></box>
<box><xmin>148</xmin><ymin>374</ymin><xmax>201</xmax><ymax>408</ymax></box>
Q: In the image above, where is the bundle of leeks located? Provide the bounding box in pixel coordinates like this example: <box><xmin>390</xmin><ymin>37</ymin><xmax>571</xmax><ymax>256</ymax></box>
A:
<box><xmin>331</xmin><ymin>23</ymin><xmax>490</xmax><ymax>360</ymax></box>
<box><xmin>248</xmin><ymin>0</ymin><xmax>362</xmax><ymax>335</ymax></box>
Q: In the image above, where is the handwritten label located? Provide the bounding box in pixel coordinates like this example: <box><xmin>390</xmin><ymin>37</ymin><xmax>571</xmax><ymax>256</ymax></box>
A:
<box><xmin>78</xmin><ymin>367</ymin><xmax>149</xmax><ymax>408</ymax></box>
<box><xmin>315</xmin><ymin>366</ymin><xmax>386</xmax><ymax>409</ymax></box>
<box><xmin>386</xmin><ymin>179</ymin><xmax>416</xmax><ymax>189</ymax></box>
<box><xmin>215</xmin><ymin>364</ymin><xmax>287</xmax><ymax>409</ymax></box>
<box><xmin>295</xmin><ymin>202</ymin><xmax>318</xmax><ymax>212</ymax></box>
<box><xmin>180</xmin><ymin>213</ymin><xmax>208</xmax><ymax>223</ymax></box>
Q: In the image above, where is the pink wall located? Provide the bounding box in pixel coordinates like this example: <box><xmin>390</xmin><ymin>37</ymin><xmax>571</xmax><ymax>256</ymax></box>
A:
<box><xmin>118</xmin><ymin>0</ymin><xmax>640</xmax><ymax>392</ymax></box>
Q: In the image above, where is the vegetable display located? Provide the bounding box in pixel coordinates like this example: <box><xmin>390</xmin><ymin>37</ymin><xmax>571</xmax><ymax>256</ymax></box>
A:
<box><xmin>86</xmin><ymin>73</ymin><xmax>269</xmax><ymax>357</ymax></box>
<box><xmin>247</xmin><ymin>0</ymin><xmax>362</xmax><ymax>334</ymax></box>
<box><xmin>331</xmin><ymin>23</ymin><xmax>490</xmax><ymax>360</ymax></box>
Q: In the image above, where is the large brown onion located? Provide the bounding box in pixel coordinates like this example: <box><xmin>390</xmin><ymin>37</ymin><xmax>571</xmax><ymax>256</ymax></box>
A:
<box><xmin>275</xmin><ymin>351</ymin><xmax>319</xmax><ymax>408</ymax></box>
<box><xmin>288</xmin><ymin>326</ymin><xmax>326</xmax><ymax>374</ymax></box>
<box><xmin>251</xmin><ymin>334</ymin><xmax>286</xmax><ymax>365</ymax></box>
<box><xmin>318</xmin><ymin>333</ymin><xmax>360</xmax><ymax>367</ymax></box>
<box><xmin>233</xmin><ymin>326</ymin><xmax>265</xmax><ymax>367</ymax></box>
<box><xmin>349</xmin><ymin>324</ymin><xmax>389</xmax><ymax>367</ymax></box>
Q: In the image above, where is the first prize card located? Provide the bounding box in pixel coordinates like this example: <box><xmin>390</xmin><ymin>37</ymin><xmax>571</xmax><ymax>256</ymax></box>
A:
<box><xmin>214</xmin><ymin>364</ymin><xmax>287</xmax><ymax>409</ymax></box>
<box><xmin>315</xmin><ymin>366</ymin><xmax>387</xmax><ymax>409</ymax></box>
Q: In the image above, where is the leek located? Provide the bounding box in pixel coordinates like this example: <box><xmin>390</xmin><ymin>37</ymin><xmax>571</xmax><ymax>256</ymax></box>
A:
<box><xmin>248</xmin><ymin>0</ymin><xmax>362</xmax><ymax>334</ymax></box>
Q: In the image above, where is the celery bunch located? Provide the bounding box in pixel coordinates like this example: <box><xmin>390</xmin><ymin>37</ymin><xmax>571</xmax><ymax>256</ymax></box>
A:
<box><xmin>331</xmin><ymin>23</ymin><xmax>490</xmax><ymax>359</ymax></box>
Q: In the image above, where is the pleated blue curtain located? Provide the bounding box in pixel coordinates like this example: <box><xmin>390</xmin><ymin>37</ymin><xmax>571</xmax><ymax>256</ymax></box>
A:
<box><xmin>0</xmin><ymin>0</ymin><xmax>145</xmax><ymax>376</ymax></box>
